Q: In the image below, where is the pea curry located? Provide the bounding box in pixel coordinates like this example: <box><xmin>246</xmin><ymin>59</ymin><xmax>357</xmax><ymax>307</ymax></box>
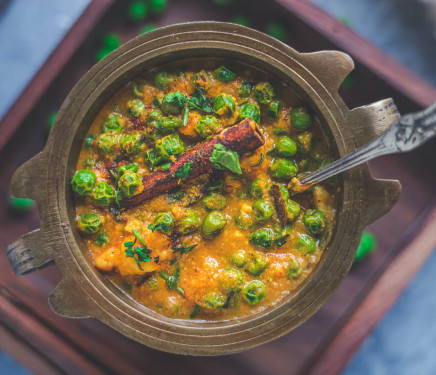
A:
<box><xmin>72</xmin><ymin>60</ymin><xmax>338</xmax><ymax>320</ymax></box>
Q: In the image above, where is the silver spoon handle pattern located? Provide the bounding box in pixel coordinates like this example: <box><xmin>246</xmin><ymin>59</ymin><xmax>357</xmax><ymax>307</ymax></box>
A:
<box><xmin>300</xmin><ymin>102</ymin><xmax>436</xmax><ymax>185</ymax></box>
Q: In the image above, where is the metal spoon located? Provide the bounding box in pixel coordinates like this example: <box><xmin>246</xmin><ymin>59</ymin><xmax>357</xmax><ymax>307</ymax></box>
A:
<box><xmin>293</xmin><ymin>102</ymin><xmax>436</xmax><ymax>192</ymax></box>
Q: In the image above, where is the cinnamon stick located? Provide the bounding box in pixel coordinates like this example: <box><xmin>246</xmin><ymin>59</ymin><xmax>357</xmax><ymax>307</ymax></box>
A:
<box><xmin>121</xmin><ymin>118</ymin><xmax>265</xmax><ymax>207</ymax></box>
<box><xmin>269</xmin><ymin>184</ymin><xmax>287</xmax><ymax>227</ymax></box>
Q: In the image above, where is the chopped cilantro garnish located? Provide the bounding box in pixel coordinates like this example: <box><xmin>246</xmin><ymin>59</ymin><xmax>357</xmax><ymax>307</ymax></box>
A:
<box><xmin>172</xmin><ymin>243</ymin><xmax>197</xmax><ymax>254</ymax></box>
<box><xmin>182</xmin><ymin>106</ymin><xmax>189</xmax><ymax>126</ymax></box>
<box><xmin>174</xmin><ymin>161</ymin><xmax>194</xmax><ymax>180</ymax></box>
<box><xmin>251</xmin><ymin>152</ymin><xmax>264</xmax><ymax>167</ymax></box>
<box><xmin>189</xmin><ymin>305</ymin><xmax>202</xmax><ymax>319</ymax></box>
<box><xmin>159</xmin><ymin>267</ymin><xmax>184</xmax><ymax>295</ymax></box>
<box><xmin>124</xmin><ymin>228</ymin><xmax>152</xmax><ymax>270</ymax></box>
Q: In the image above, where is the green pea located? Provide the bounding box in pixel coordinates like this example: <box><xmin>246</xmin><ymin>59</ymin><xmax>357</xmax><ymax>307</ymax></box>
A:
<box><xmin>97</xmin><ymin>134</ymin><xmax>118</xmax><ymax>154</ymax></box>
<box><xmin>298</xmin><ymin>158</ymin><xmax>311</xmax><ymax>172</ymax></box>
<box><xmin>8</xmin><ymin>196</ymin><xmax>35</xmax><ymax>213</ymax></box>
<box><xmin>230</xmin><ymin>250</ymin><xmax>248</xmax><ymax>268</ymax></box>
<box><xmin>155</xmin><ymin>117</ymin><xmax>182</xmax><ymax>134</ymax></box>
<box><xmin>120</xmin><ymin>133</ymin><xmax>142</xmax><ymax>155</ymax></box>
<box><xmin>290</xmin><ymin>107</ymin><xmax>313</xmax><ymax>131</ymax></box>
<box><xmin>71</xmin><ymin>170</ymin><xmax>96</xmax><ymax>196</ymax></box>
<box><xmin>133</xmin><ymin>79</ymin><xmax>147</xmax><ymax>98</ymax></box>
<box><xmin>287</xmin><ymin>258</ymin><xmax>303</xmax><ymax>279</ymax></box>
<box><xmin>246</xmin><ymin>253</ymin><xmax>268</xmax><ymax>276</ymax></box>
<box><xmin>147</xmin><ymin>110</ymin><xmax>163</xmax><ymax>122</ymax></box>
<box><xmin>155</xmin><ymin>134</ymin><xmax>185</xmax><ymax>161</ymax></box>
<box><xmin>144</xmin><ymin>149</ymin><xmax>162</xmax><ymax>170</ymax></box>
<box><xmin>304</xmin><ymin>209</ymin><xmax>326</xmax><ymax>235</ymax></box>
<box><xmin>118</xmin><ymin>171</ymin><xmax>142</xmax><ymax>198</ymax></box>
<box><xmin>295</xmin><ymin>233</ymin><xmax>316</xmax><ymax>254</ymax></box>
<box><xmin>161</xmin><ymin>92</ymin><xmax>183</xmax><ymax>115</ymax></box>
<box><xmin>270</xmin><ymin>158</ymin><xmax>298</xmax><ymax>181</ymax></box>
<box><xmin>149</xmin><ymin>0</ymin><xmax>168</xmax><ymax>15</ymax></box>
<box><xmin>204</xmin><ymin>291</ymin><xmax>227</xmax><ymax>309</ymax></box>
<box><xmin>239</xmin><ymin>82</ymin><xmax>254</xmax><ymax>98</ymax></box>
<box><xmin>247</xmin><ymin>178</ymin><xmax>267</xmax><ymax>199</ymax></box>
<box><xmin>267</xmin><ymin>100</ymin><xmax>281</xmax><ymax>118</ymax></box>
<box><xmin>235</xmin><ymin>211</ymin><xmax>255</xmax><ymax>229</ymax></box>
<box><xmin>278</xmin><ymin>185</ymin><xmax>289</xmax><ymax>200</ymax></box>
<box><xmin>275</xmin><ymin>137</ymin><xmax>297</xmax><ymax>157</ymax></box>
<box><xmin>78</xmin><ymin>212</ymin><xmax>102</xmax><ymax>234</ymax></box>
<box><xmin>153</xmin><ymin>212</ymin><xmax>174</xmax><ymax>234</ymax></box>
<box><xmin>250</xmin><ymin>228</ymin><xmax>273</xmax><ymax>248</ymax></box>
<box><xmin>239</xmin><ymin>102</ymin><xmax>261</xmax><ymax>123</ymax></box>
<box><xmin>242</xmin><ymin>280</ymin><xmax>265</xmax><ymax>305</ymax></box>
<box><xmin>254</xmin><ymin>82</ymin><xmax>275</xmax><ymax>105</ymax></box>
<box><xmin>127</xmin><ymin>99</ymin><xmax>145</xmax><ymax>117</ymax></box>
<box><xmin>252</xmin><ymin>200</ymin><xmax>273</xmax><ymax>222</ymax></box>
<box><xmin>201</xmin><ymin>211</ymin><xmax>227</xmax><ymax>239</ymax></box>
<box><xmin>230</xmin><ymin>15</ymin><xmax>251</xmax><ymax>27</ymax></box>
<box><xmin>93</xmin><ymin>182</ymin><xmax>115</xmax><ymax>205</ymax></box>
<box><xmin>96</xmin><ymin>233</ymin><xmax>110</xmax><ymax>247</ymax></box>
<box><xmin>218</xmin><ymin>268</ymin><xmax>244</xmax><ymax>294</ymax></box>
<box><xmin>177</xmin><ymin>210</ymin><xmax>201</xmax><ymax>234</ymax></box>
<box><xmin>117</xmin><ymin>162</ymin><xmax>138</xmax><ymax>178</ymax></box>
<box><xmin>203</xmin><ymin>193</ymin><xmax>226</xmax><ymax>211</ymax></box>
<box><xmin>286</xmin><ymin>200</ymin><xmax>301</xmax><ymax>222</ymax></box>
<box><xmin>140</xmin><ymin>24</ymin><xmax>157</xmax><ymax>34</ymax></box>
<box><xmin>213</xmin><ymin>93</ymin><xmax>236</xmax><ymax>116</ymax></box>
<box><xmin>128</xmin><ymin>0</ymin><xmax>148</xmax><ymax>22</ymax></box>
<box><xmin>213</xmin><ymin>65</ymin><xmax>236</xmax><ymax>82</ymax></box>
<box><xmin>84</xmin><ymin>133</ymin><xmax>97</xmax><ymax>148</ymax></box>
<box><xmin>83</xmin><ymin>158</ymin><xmax>97</xmax><ymax>169</ymax></box>
<box><xmin>193</xmin><ymin>70</ymin><xmax>211</xmax><ymax>90</ymax></box>
<box><xmin>195</xmin><ymin>115</ymin><xmax>220</xmax><ymax>138</ymax></box>
<box><xmin>47</xmin><ymin>111</ymin><xmax>57</xmax><ymax>132</ymax></box>
<box><xmin>103</xmin><ymin>33</ymin><xmax>121</xmax><ymax>50</ymax></box>
<box><xmin>355</xmin><ymin>231</ymin><xmax>376</xmax><ymax>262</ymax></box>
<box><xmin>266</xmin><ymin>21</ymin><xmax>287</xmax><ymax>42</ymax></box>
<box><xmin>312</xmin><ymin>153</ymin><xmax>332</xmax><ymax>169</ymax></box>
<box><xmin>296</xmin><ymin>132</ymin><xmax>313</xmax><ymax>154</ymax></box>
<box><xmin>154</xmin><ymin>72</ymin><xmax>174</xmax><ymax>90</ymax></box>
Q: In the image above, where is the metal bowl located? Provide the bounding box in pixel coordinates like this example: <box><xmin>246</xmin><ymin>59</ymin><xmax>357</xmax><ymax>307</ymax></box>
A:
<box><xmin>6</xmin><ymin>22</ymin><xmax>401</xmax><ymax>355</ymax></box>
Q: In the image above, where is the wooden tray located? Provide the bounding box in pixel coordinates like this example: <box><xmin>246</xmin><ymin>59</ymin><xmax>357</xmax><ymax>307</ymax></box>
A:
<box><xmin>1</xmin><ymin>1</ymin><xmax>436</xmax><ymax>374</ymax></box>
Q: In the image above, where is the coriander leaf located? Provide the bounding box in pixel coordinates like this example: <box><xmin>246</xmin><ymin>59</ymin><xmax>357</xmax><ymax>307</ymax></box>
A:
<box><xmin>189</xmin><ymin>89</ymin><xmax>213</xmax><ymax>113</ymax></box>
<box><xmin>159</xmin><ymin>267</ymin><xmax>184</xmax><ymax>295</ymax></box>
<box><xmin>172</xmin><ymin>243</ymin><xmax>197</xmax><ymax>254</ymax></box>
<box><xmin>132</xmin><ymin>229</ymin><xmax>147</xmax><ymax>247</ymax></box>
<box><xmin>189</xmin><ymin>305</ymin><xmax>202</xmax><ymax>319</ymax></box>
<box><xmin>209</xmin><ymin>143</ymin><xmax>242</xmax><ymax>174</ymax></box>
<box><xmin>174</xmin><ymin>161</ymin><xmax>194</xmax><ymax>180</ymax></box>
<box><xmin>160</xmin><ymin>162</ymin><xmax>171</xmax><ymax>171</ymax></box>
<box><xmin>274</xmin><ymin>235</ymin><xmax>289</xmax><ymax>247</ymax></box>
<box><xmin>251</xmin><ymin>152</ymin><xmax>264</xmax><ymax>167</ymax></box>
<box><xmin>165</xmin><ymin>189</ymin><xmax>186</xmax><ymax>203</ymax></box>
<box><xmin>123</xmin><ymin>237</ymin><xmax>152</xmax><ymax>270</ymax></box>
<box><xmin>182</xmin><ymin>106</ymin><xmax>189</xmax><ymax>126</ymax></box>
<box><xmin>109</xmin><ymin>207</ymin><xmax>123</xmax><ymax>222</ymax></box>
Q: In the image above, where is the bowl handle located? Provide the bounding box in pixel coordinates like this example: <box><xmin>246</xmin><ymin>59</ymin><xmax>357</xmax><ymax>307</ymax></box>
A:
<box><xmin>347</xmin><ymin>99</ymin><xmax>402</xmax><ymax>225</ymax></box>
<box><xmin>7</xmin><ymin>152</ymin><xmax>55</xmax><ymax>275</ymax></box>
<box><xmin>48</xmin><ymin>276</ymin><xmax>95</xmax><ymax>319</ymax></box>
<box><xmin>6</xmin><ymin>229</ymin><xmax>54</xmax><ymax>275</ymax></box>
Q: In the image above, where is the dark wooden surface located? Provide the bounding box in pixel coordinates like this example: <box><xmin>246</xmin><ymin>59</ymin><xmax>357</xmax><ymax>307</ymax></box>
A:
<box><xmin>1</xmin><ymin>0</ymin><xmax>436</xmax><ymax>374</ymax></box>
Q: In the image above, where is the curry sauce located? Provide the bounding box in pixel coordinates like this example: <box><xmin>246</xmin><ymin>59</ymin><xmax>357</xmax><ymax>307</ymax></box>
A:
<box><xmin>72</xmin><ymin>60</ymin><xmax>337</xmax><ymax>320</ymax></box>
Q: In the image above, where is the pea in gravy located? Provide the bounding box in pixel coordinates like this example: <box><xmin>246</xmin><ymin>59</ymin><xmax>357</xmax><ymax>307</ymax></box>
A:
<box><xmin>73</xmin><ymin>60</ymin><xmax>338</xmax><ymax>320</ymax></box>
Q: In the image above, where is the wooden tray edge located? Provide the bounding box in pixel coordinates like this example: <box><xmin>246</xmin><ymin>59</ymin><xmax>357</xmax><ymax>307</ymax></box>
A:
<box><xmin>276</xmin><ymin>0</ymin><xmax>436</xmax><ymax>108</ymax></box>
<box><xmin>0</xmin><ymin>0</ymin><xmax>115</xmax><ymax>152</ymax></box>
<box><xmin>306</xmin><ymin>203</ymin><xmax>436</xmax><ymax>375</ymax></box>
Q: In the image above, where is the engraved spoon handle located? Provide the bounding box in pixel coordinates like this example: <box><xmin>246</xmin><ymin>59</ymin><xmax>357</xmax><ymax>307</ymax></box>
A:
<box><xmin>300</xmin><ymin>102</ymin><xmax>436</xmax><ymax>185</ymax></box>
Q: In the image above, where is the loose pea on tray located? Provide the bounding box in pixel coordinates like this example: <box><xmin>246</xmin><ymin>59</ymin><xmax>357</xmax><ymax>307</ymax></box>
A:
<box><xmin>72</xmin><ymin>59</ymin><xmax>338</xmax><ymax>320</ymax></box>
